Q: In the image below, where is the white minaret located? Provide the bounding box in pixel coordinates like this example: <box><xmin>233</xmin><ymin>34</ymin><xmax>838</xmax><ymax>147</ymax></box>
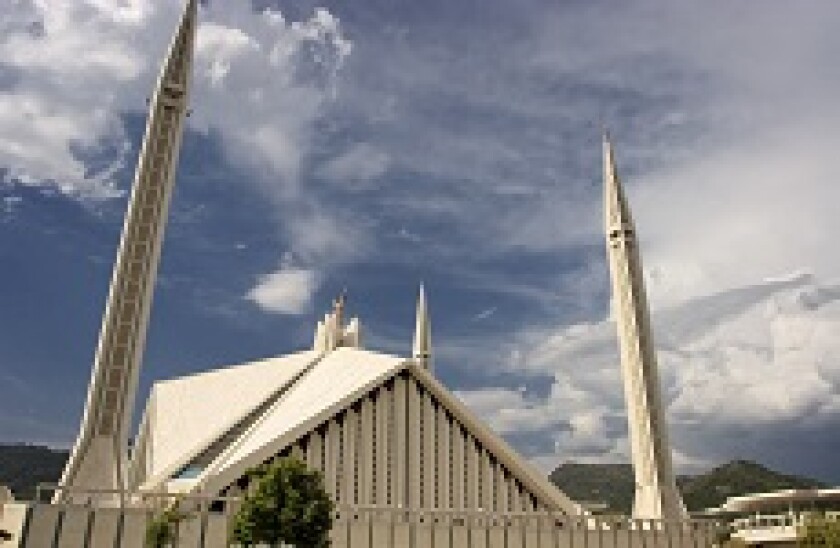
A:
<box><xmin>59</xmin><ymin>0</ymin><xmax>198</xmax><ymax>502</ymax></box>
<box><xmin>412</xmin><ymin>284</ymin><xmax>432</xmax><ymax>370</ymax></box>
<box><xmin>603</xmin><ymin>134</ymin><xmax>686</xmax><ymax>520</ymax></box>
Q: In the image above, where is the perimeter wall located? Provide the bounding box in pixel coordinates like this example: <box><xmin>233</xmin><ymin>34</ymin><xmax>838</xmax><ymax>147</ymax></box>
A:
<box><xmin>1</xmin><ymin>503</ymin><xmax>719</xmax><ymax>547</ymax></box>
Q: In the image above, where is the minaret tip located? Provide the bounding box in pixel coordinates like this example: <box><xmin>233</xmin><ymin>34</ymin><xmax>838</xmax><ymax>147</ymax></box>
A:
<box><xmin>603</xmin><ymin>133</ymin><xmax>633</xmax><ymax>231</ymax></box>
<box><xmin>412</xmin><ymin>284</ymin><xmax>432</xmax><ymax>371</ymax></box>
<box><xmin>602</xmin><ymin>128</ymin><xmax>616</xmax><ymax>172</ymax></box>
<box><xmin>600</xmin><ymin>123</ymin><xmax>611</xmax><ymax>143</ymax></box>
<box><xmin>183</xmin><ymin>0</ymin><xmax>199</xmax><ymax>23</ymax></box>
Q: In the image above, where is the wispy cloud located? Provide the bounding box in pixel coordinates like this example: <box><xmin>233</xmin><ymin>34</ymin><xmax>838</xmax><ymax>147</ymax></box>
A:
<box><xmin>472</xmin><ymin>307</ymin><xmax>496</xmax><ymax>321</ymax></box>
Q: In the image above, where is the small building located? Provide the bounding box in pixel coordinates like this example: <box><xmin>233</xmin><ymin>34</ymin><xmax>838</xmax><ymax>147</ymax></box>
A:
<box><xmin>706</xmin><ymin>488</ymin><xmax>840</xmax><ymax>546</ymax></box>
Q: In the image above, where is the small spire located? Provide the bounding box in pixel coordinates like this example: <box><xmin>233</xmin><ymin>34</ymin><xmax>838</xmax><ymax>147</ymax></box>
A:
<box><xmin>412</xmin><ymin>284</ymin><xmax>432</xmax><ymax>371</ymax></box>
<box><xmin>603</xmin><ymin>131</ymin><xmax>634</xmax><ymax>234</ymax></box>
<box><xmin>333</xmin><ymin>288</ymin><xmax>347</xmax><ymax>326</ymax></box>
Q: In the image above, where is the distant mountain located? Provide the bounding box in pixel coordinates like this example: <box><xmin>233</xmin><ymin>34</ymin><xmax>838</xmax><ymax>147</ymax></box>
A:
<box><xmin>678</xmin><ymin>459</ymin><xmax>825</xmax><ymax>511</ymax></box>
<box><xmin>550</xmin><ymin>459</ymin><xmax>825</xmax><ymax>514</ymax></box>
<box><xmin>549</xmin><ymin>462</ymin><xmax>635</xmax><ymax>514</ymax></box>
<box><xmin>0</xmin><ymin>444</ymin><xmax>68</xmax><ymax>500</ymax></box>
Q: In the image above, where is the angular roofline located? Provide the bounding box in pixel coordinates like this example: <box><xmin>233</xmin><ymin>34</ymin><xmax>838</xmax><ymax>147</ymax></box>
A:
<box><xmin>189</xmin><ymin>354</ymin><xmax>581</xmax><ymax>515</ymax></box>
<box><xmin>409</xmin><ymin>362</ymin><xmax>581</xmax><ymax>515</ymax></box>
<box><xmin>194</xmin><ymin>351</ymin><xmax>405</xmax><ymax>497</ymax></box>
<box><xmin>135</xmin><ymin>350</ymin><xmax>323</xmax><ymax>490</ymax></box>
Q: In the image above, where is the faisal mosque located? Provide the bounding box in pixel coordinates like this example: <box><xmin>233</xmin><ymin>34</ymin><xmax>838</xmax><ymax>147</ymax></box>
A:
<box><xmin>0</xmin><ymin>1</ymin><xmax>717</xmax><ymax>546</ymax></box>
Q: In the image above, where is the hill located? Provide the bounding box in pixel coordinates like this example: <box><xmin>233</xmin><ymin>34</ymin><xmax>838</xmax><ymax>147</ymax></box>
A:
<box><xmin>549</xmin><ymin>462</ymin><xmax>635</xmax><ymax>514</ymax></box>
<box><xmin>679</xmin><ymin>459</ymin><xmax>824</xmax><ymax>511</ymax></box>
<box><xmin>550</xmin><ymin>459</ymin><xmax>825</xmax><ymax>514</ymax></box>
<box><xmin>0</xmin><ymin>444</ymin><xmax>68</xmax><ymax>500</ymax></box>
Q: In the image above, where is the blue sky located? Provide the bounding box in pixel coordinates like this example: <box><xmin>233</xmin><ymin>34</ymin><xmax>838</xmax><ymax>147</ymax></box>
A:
<box><xmin>2</xmin><ymin>0</ymin><xmax>840</xmax><ymax>483</ymax></box>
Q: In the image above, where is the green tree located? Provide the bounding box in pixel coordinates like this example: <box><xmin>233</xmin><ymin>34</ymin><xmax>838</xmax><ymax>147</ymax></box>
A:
<box><xmin>232</xmin><ymin>456</ymin><xmax>334</xmax><ymax>547</ymax></box>
<box><xmin>798</xmin><ymin>513</ymin><xmax>840</xmax><ymax>546</ymax></box>
<box><xmin>145</xmin><ymin>499</ymin><xmax>193</xmax><ymax>548</ymax></box>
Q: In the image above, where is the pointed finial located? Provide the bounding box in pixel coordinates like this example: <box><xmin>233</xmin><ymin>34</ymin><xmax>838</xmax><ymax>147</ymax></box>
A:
<box><xmin>412</xmin><ymin>283</ymin><xmax>432</xmax><ymax>371</ymax></box>
<box><xmin>333</xmin><ymin>289</ymin><xmax>347</xmax><ymax>325</ymax></box>
<box><xmin>184</xmin><ymin>0</ymin><xmax>199</xmax><ymax>23</ymax></box>
<box><xmin>600</xmin><ymin>121</ymin><xmax>610</xmax><ymax>141</ymax></box>
<box><xmin>603</xmin><ymin>130</ymin><xmax>634</xmax><ymax>233</ymax></box>
<box><xmin>602</xmin><ymin>126</ymin><xmax>616</xmax><ymax>176</ymax></box>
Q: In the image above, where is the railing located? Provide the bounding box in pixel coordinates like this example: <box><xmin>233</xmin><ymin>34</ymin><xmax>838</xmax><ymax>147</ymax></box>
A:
<box><xmin>3</xmin><ymin>490</ymin><xmax>723</xmax><ymax>548</ymax></box>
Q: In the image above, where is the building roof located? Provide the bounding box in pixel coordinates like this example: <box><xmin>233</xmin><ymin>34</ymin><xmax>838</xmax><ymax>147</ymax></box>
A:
<box><xmin>721</xmin><ymin>488</ymin><xmax>840</xmax><ymax>513</ymax></box>
<box><xmin>138</xmin><ymin>350</ymin><xmax>320</xmax><ymax>486</ymax></box>
<box><xmin>131</xmin><ymin>343</ymin><xmax>580</xmax><ymax>514</ymax></box>
<box><xmin>202</xmin><ymin>347</ymin><xmax>404</xmax><ymax>488</ymax></box>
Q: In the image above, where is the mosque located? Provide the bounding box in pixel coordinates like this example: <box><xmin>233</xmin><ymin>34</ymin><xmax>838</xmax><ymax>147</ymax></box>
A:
<box><xmin>125</xmin><ymin>287</ymin><xmax>578</xmax><ymax>515</ymax></box>
<box><xmin>0</xmin><ymin>1</ymin><xmax>716</xmax><ymax>546</ymax></box>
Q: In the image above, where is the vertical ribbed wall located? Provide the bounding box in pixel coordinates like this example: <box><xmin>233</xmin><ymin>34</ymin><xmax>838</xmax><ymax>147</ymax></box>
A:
<box><xmin>231</xmin><ymin>373</ymin><xmax>553</xmax><ymax>513</ymax></box>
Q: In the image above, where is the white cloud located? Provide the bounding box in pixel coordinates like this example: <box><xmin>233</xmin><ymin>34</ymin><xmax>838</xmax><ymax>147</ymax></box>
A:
<box><xmin>0</xmin><ymin>0</ymin><xmax>362</xmax><ymax>306</ymax></box>
<box><xmin>246</xmin><ymin>265</ymin><xmax>318</xmax><ymax>315</ymax></box>
<box><xmin>0</xmin><ymin>0</ymin><xmax>161</xmax><ymax>199</ymax></box>
<box><xmin>189</xmin><ymin>4</ymin><xmax>352</xmax><ymax>193</ymax></box>
<box><xmin>318</xmin><ymin>143</ymin><xmax>390</xmax><ymax>189</ymax></box>
<box><xmin>457</xmin><ymin>274</ymin><xmax>840</xmax><ymax>474</ymax></box>
<box><xmin>0</xmin><ymin>0</ymin><xmax>352</xmax><ymax>205</ymax></box>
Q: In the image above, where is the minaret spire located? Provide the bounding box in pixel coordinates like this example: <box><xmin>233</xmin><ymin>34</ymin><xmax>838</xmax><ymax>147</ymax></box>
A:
<box><xmin>412</xmin><ymin>284</ymin><xmax>432</xmax><ymax>370</ymax></box>
<box><xmin>58</xmin><ymin>0</ymin><xmax>198</xmax><ymax>502</ymax></box>
<box><xmin>603</xmin><ymin>133</ymin><xmax>686</xmax><ymax>520</ymax></box>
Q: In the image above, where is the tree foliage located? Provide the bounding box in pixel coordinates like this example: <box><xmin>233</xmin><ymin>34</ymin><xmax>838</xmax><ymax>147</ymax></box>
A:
<box><xmin>232</xmin><ymin>457</ymin><xmax>334</xmax><ymax>547</ymax></box>
<box><xmin>798</xmin><ymin>514</ymin><xmax>840</xmax><ymax>546</ymax></box>
<box><xmin>145</xmin><ymin>500</ymin><xmax>193</xmax><ymax>548</ymax></box>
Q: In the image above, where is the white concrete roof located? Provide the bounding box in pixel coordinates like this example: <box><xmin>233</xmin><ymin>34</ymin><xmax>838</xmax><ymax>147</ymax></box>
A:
<box><xmin>203</xmin><ymin>347</ymin><xmax>403</xmax><ymax>485</ymax></box>
<box><xmin>143</xmin><ymin>349</ymin><xmax>320</xmax><ymax>482</ymax></box>
<box><xmin>186</xmin><ymin>347</ymin><xmax>579</xmax><ymax>514</ymax></box>
<box><xmin>134</xmin><ymin>344</ymin><xmax>578</xmax><ymax>513</ymax></box>
<box><xmin>721</xmin><ymin>488</ymin><xmax>840</xmax><ymax>513</ymax></box>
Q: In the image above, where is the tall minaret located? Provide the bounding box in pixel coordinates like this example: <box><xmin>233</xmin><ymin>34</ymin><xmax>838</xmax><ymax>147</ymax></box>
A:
<box><xmin>412</xmin><ymin>284</ymin><xmax>432</xmax><ymax>370</ymax></box>
<box><xmin>59</xmin><ymin>0</ymin><xmax>198</xmax><ymax>502</ymax></box>
<box><xmin>603</xmin><ymin>134</ymin><xmax>685</xmax><ymax>520</ymax></box>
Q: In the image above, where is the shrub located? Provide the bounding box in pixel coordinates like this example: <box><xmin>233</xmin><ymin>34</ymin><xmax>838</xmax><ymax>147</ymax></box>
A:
<box><xmin>145</xmin><ymin>499</ymin><xmax>193</xmax><ymax>548</ymax></box>
<box><xmin>232</xmin><ymin>457</ymin><xmax>333</xmax><ymax>547</ymax></box>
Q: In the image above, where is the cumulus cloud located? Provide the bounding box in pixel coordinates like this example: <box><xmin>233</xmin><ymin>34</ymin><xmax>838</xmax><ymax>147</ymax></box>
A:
<box><xmin>0</xmin><ymin>0</ymin><xmax>353</xmax><ymax>224</ymax></box>
<box><xmin>246</xmin><ymin>265</ymin><xmax>318</xmax><ymax>315</ymax></box>
<box><xmin>456</xmin><ymin>274</ymin><xmax>840</xmax><ymax>476</ymax></box>
<box><xmin>355</xmin><ymin>1</ymin><xmax>840</xmax><ymax>479</ymax></box>
<box><xmin>0</xmin><ymin>0</ymin><xmax>360</xmax><ymax>311</ymax></box>
<box><xmin>0</xmin><ymin>0</ymin><xmax>163</xmax><ymax>198</ymax></box>
<box><xmin>190</xmin><ymin>4</ymin><xmax>351</xmax><ymax>192</ymax></box>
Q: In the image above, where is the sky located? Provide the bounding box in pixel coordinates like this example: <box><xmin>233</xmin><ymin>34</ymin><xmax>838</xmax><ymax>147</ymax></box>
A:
<box><xmin>1</xmin><ymin>0</ymin><xmax>840</xmax><ymax>484</ymax></box>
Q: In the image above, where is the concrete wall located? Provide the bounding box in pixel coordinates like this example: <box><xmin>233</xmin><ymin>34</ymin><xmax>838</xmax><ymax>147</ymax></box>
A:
<box><xmin>1</xmin><ymin>503</ymin><xmax>719</xmax><ymax>547</ymax></box>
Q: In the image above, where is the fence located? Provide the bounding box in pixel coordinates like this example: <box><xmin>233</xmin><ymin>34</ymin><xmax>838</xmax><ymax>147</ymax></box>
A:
<box><xmin>1</xmin><ymin>502</ymin><xmax>719</xmax><ymax>547</ymax></box>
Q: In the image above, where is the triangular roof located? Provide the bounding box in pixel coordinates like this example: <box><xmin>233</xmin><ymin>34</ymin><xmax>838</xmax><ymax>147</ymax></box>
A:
<box><xmin>136</xmin><ymin>350</ymin><xmax>320</xmax><ymax>487</ymax></box>
<box><xmin>197</xmin><ymin>348</ymin><xmax>403</xmax><ymax>490</ymax></box>
<box><xmin>182</xmin><ymin>347</ymin><xmax>580</xmax><ymax>514</ymax></box>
